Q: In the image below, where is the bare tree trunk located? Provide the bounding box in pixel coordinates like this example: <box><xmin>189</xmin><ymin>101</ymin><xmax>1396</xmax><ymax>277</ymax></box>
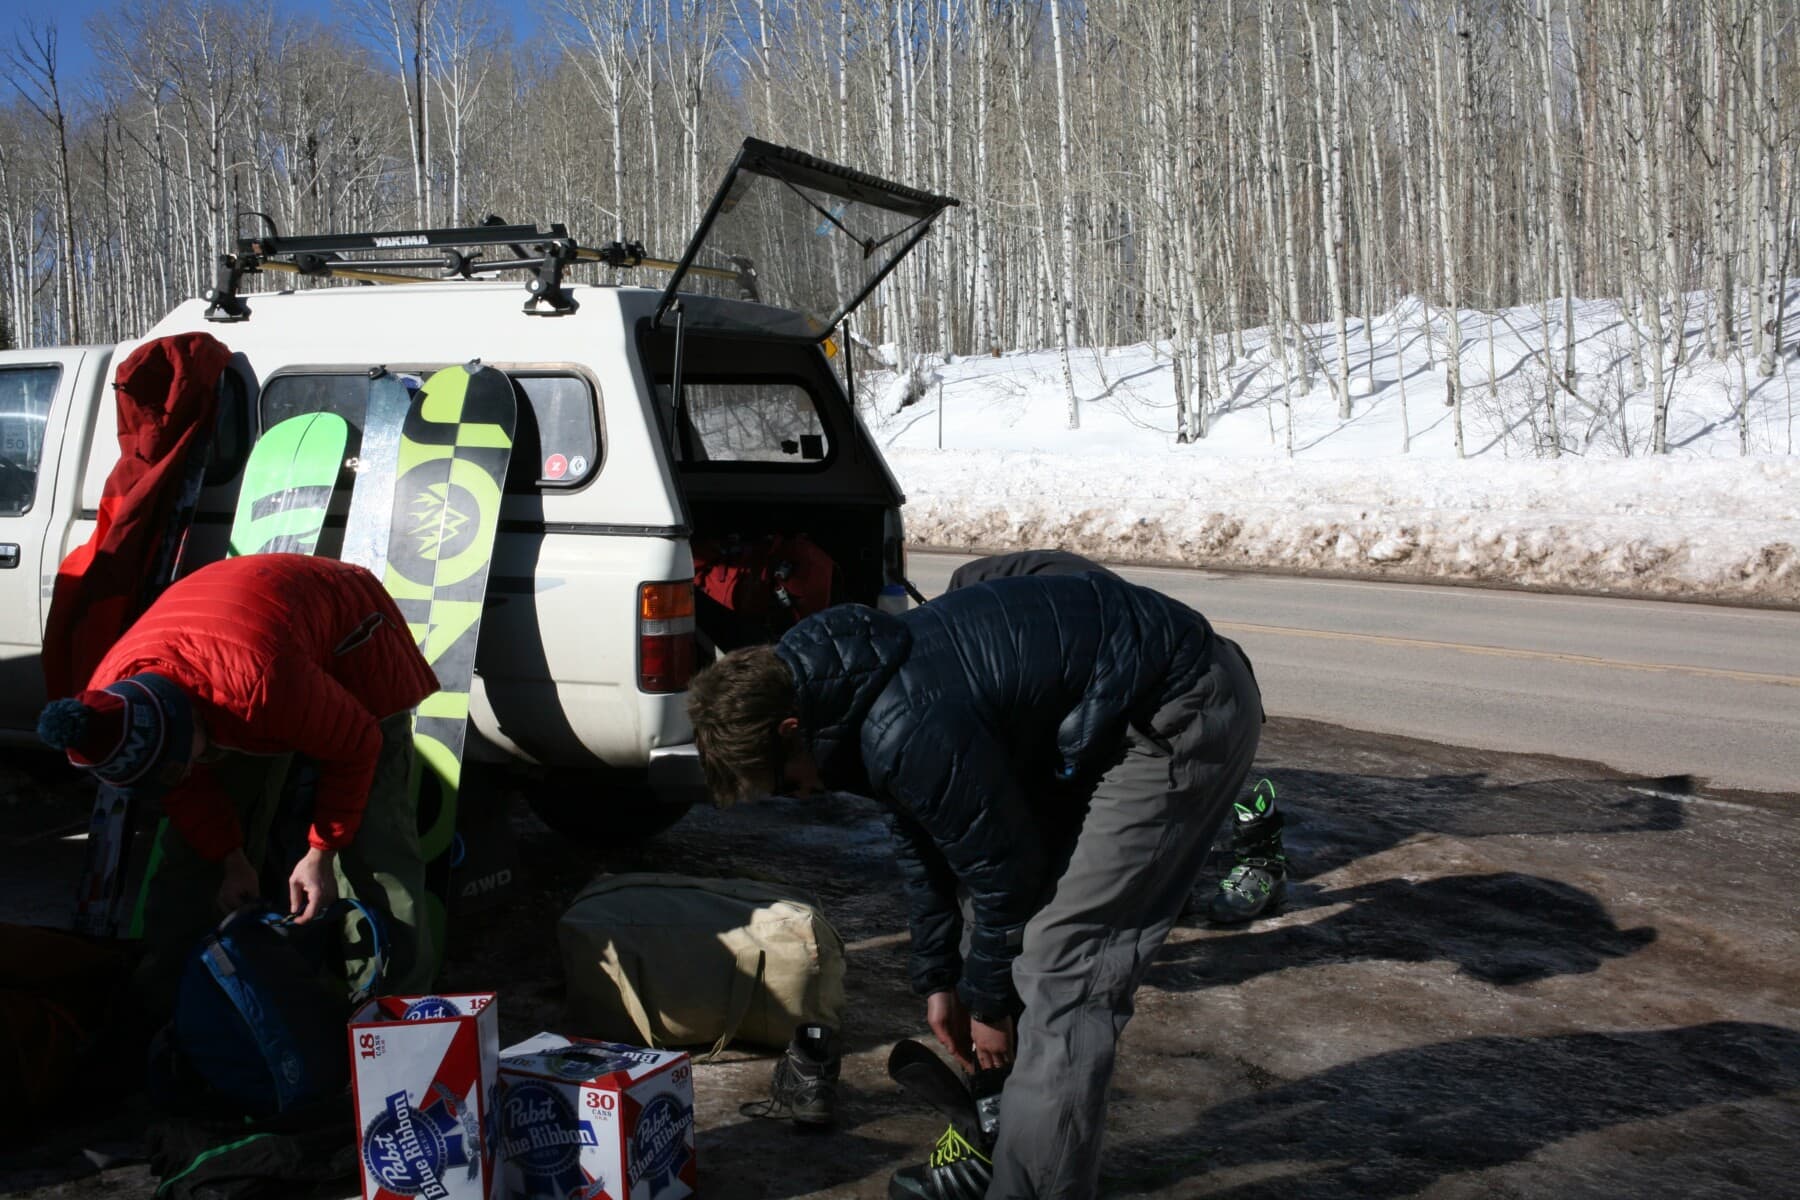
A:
<box><xmin>1637</xmin><ymin>5</ymin><xmax>1671</xmax><ymax>456</ymax></box>
<box><xmin>1707</xmin><ymin>10</ymin><xmax>1733</xmax><ymax>357</ymax></box>
<box><xmin>1754</xmin><ymin>4</ymin><xmax>1778</xmax><ymax>378</ymax></box>
<box><xmin>8</xmin><ymin>23</ymin><xmax>82</xmax><ymax>342</ymax></box>
<box><xmin>837</xmin><ymin>0</ymin><xmax>850</xmax><ymax>161</ymax></box>
<box><xmin>1658</xmin><ymin>0</ymin><xmax>1685</xmax><ymax>369</ymax></box>
<box><xmin>1257</xmin><ymin>1</ymin><xmax>1287</xmax><ymax>392</ymax></box>
<box><xmin>1306</xmin><ymin>0</ymin><xmax>1351</xmax><ymax>417</ymax></box>
<box><xmin>972</xmin><ymin>0</ymin><xmax>993</xmax><ymax>353</ymax></box>
<box><xmin>1537</xmin><ymin>0</ymin><xmax>1576</xmax><ymax>387</ymax></box>
<box><xmin>1049</xmin><ymin>0</ymin><xmax>1080</xmax><ymax>430</ymax></box>
<box><xmin>1428</xmin><ymin>1</ymin><xmax>1464</xmax><ymax>456</ymax></box>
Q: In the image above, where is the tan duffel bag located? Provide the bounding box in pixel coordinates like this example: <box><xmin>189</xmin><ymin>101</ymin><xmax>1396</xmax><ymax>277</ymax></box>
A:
<box><xmin>557</xmin><ymin>873</ymin><xmax>846</xmax><ymax>1054</ymax></box>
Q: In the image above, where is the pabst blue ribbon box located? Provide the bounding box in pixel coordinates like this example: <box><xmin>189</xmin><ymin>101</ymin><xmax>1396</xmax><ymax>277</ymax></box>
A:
<box><xmin>495</xmin><ymin>1032</ymin><xmax>697</xmax><ymax>1200</ymax></box>
<box><xmin>348</xmin><ymin>993</ymin><xmax>503</xmax><ymax>1200</ymax></box>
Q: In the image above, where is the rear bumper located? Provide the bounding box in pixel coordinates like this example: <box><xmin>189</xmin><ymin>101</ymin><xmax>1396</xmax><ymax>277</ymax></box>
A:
<box><xmin>648</xmin><ymin>743</ymin><xmax>705</xmax><ymax>791</ymax></box>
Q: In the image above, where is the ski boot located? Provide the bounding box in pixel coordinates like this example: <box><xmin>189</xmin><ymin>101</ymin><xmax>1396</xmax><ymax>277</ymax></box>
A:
<box><xmin>886</xmin><ymin>1041</ymin><xmax>1006</xmax><ymax>1200</ymax></box>
<box><xmin>1208</xmin><ymin>778</ymin><xmax>1288</xmax><ymax>924</ymax></box>
<box><xmin>888</xmin><ymin>1125</ymin><xmax>993</xmax><ymax>1200</ymax></box>
<box><xmin>739</xmin><ymin>1024</ymin><xmax>839</xmax><ymax>1127</ymax></box>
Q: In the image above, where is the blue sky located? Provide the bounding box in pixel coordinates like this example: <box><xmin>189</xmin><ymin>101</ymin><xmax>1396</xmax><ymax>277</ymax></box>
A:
<box><xmin>0</xmin><ymin>0</ymin><xmax>550</xmax><ymax>90</ymax></box>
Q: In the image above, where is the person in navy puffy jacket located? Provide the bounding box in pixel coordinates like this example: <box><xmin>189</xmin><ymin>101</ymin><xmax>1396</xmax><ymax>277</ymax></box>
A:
<box><xmin>947</xmin><ymin>551</ymin><xmax>1287</xmax><ymax>925</ymax></box>
<box><xmin>687</xmin><ymin>563</ymin><xmax>1262</xmax><ymax>1200</ymax></box>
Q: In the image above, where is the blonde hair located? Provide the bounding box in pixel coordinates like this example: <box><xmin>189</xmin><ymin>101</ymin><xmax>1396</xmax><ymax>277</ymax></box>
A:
<box><xmin>685</xmin><ymin>645</ymin><xmax>796</xmax><ymax>806</ymax></box>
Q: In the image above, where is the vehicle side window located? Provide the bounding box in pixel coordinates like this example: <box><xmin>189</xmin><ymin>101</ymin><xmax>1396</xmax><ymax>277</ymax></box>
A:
<box><xmin>0</xmin><ymin>365</ymin><xmax>62</xmax><ymax>516</ymax></box>
<box><xmin>260</xmin><ymin>370</ymin><xmax>600</xmax><ymax>493</ymax></box>
<box><xmin>656</xmin><ymin>380</ymin><xmax>830</xmax><ymax>466</ymax></box>
<box><xmin>262</xmin><ymin>374</ymin><xmax>366</xmax><ymax>430</ymax></box>
<box><xmin>511</xmin><ymin>374</ymin><xmax>599</xmax><ymax>488</ymax></box>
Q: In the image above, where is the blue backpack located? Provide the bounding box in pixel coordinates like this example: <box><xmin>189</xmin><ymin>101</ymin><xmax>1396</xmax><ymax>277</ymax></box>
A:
<box><xmin>166</xmin><ymin>899</ymin><xmax>387</xmax><ymax>1117</ymax></box>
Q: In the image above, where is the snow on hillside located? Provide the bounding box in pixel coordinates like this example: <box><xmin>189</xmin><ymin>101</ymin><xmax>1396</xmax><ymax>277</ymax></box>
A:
<box><xmin>860</xmin><ymin>294</ymin><xmax>1800</xmax><ymax>604</ymax></box>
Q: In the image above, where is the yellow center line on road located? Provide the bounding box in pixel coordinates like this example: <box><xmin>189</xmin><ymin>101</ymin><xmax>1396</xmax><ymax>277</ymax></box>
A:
<box><xmin>1212</xmin><ymin>620</ymin><xmax>1800</xmax><ymax>689</ymax></box>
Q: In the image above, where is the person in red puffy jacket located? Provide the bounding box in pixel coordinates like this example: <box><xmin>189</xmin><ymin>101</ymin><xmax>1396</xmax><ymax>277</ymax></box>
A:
<box><xmin>37</xmin><ymin>553</ymin><xmax>440</xmax><ymax>1006</ymax></box>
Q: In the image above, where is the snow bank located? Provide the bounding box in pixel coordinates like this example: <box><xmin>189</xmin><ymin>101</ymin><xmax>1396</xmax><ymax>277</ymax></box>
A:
<box><xmin>890</xmin><ymin>451</ymin><xmax>1800</xmax><ymax>604</ymax></box>
<box><xmin>864</xmin><ymin>294</ymin><xmax>1800</xmax><ymax>604</ymax></box>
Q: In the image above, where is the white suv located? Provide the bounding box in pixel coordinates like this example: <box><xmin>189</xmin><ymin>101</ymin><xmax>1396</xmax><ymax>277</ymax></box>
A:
<box><xmin>0</xmin><ymin>139</ymin><xmax>951</xmax><ymax>840</ymax></box>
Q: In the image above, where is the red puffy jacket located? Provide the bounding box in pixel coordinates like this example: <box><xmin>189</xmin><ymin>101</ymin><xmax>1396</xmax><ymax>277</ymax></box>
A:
<box><xmin>89</xmin><ymin>554</ymin><xmax>439</xmax><ymax>860</ymax></box>
<box><xmin>43</xmin><ymin>332</ymin><xmax>232</xmax><ymax>700</ymax></box>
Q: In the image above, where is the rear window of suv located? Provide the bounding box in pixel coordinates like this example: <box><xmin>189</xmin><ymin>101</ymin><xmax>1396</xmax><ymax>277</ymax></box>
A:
<box><xmin>655</xmin><ymin>379</ymin><xmax>831</xmax><ymax>466</ymax></box>
<box><xmin>261</xmin><ymin>369</ymin><xmax>600</xmax><ymax>491</ymax></box>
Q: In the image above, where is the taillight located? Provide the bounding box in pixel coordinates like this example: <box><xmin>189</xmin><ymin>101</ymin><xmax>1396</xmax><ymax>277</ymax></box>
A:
<box><xmin>639</xmin><ymin>580</ymin><xmax>697</xmax><ymax>693</ymax></box>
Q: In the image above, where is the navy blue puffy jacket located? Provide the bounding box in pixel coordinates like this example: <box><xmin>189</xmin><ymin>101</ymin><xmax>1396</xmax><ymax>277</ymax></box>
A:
<box><xmin>774</xmin><ymin>571</ymin><xmax>1218</xmax><ymax>1017</ymax></box>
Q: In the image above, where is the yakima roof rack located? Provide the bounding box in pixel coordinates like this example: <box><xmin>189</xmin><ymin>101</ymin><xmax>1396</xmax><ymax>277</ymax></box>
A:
<box><xmin>201</xmin><ymin>215</ymin><xmax>753</xmax><ymax>322</ymax></box>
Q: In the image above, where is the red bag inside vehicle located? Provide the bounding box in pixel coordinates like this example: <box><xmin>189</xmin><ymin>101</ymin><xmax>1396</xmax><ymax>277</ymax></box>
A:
<box><xmin>692</xmin><ymin>533</ymin><xmax>841</xmax><ymax>649</ymax></box>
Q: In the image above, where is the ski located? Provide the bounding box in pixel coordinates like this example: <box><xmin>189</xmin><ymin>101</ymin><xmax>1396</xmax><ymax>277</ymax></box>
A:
<box><xmin>340</xmin><ymin>370</ymin><xmax>412</xmax><ymax>576</ymax></box>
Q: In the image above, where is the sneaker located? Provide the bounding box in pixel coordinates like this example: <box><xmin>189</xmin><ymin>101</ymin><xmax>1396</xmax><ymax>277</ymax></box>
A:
<box><xmin>1207</xmin><ymin>860</ymin><xmax>1287</xmax><ymax>924</ymax></box>
<box><xmin>888</xmin><ymin>1124</ymin><xmax>993</xmax><ymax>1200</ymax></box>
<box><xmin>739</xmin><ymin>1024</ymin><xmax>839</xmax><ymax>1127</ymax></box>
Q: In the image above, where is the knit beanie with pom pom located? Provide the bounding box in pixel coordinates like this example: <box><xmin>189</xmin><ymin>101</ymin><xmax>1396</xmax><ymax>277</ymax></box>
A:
<box><xmin>37</xmin><ymin>673</ymin><xmax>195</xmax><ymax>790</ymax></box>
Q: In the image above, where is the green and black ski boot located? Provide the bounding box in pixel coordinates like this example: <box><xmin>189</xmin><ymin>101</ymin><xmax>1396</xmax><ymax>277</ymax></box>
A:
<box><xmin>888</xmin><ymin>1124</ymin><xmax>993</xmax><ymax>1200</ymax></box>
<box><xmin>1209</xmin><ymin>777</ymin><xmax>1288</xmax><ymax>924</ymax></box>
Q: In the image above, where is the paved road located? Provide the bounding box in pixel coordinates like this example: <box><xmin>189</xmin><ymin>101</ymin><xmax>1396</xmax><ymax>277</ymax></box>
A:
<box><xmin>909</xmin><ymin>551</ymin><xmax>1800</xmax><ymax>794</ymax></box>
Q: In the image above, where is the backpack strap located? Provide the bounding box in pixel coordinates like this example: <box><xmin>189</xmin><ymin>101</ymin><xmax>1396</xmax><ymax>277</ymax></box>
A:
<box><xmin>336</xmin><ymin>898</ymin><xmax>387</xmax><ymax>1005</ymax></box>
<box><xmin>196</xmin><ymin>927</ymin><xmax>309</xmax><ymax>1113</ymax></box>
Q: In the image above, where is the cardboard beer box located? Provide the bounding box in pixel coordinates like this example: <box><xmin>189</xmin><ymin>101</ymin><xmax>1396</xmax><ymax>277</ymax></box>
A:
<box><xmin>496</xmin><ymin>1032</ymin><xmax>696</xmax><ymax>1200</ymax></box>
<box><xmin>349</xmin><ymin>993</ymin><xmax>503</xmax><ymax>1200</ymax></box>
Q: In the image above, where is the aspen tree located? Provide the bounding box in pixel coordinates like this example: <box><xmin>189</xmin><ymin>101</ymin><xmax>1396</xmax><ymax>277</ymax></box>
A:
<box><xmin>7</xmin><ymin>23</ymin><xmax>81</xmax><ymax>342</ymax></box>
<box><xmin>351</xmin><ymin>0</ymin><xmax>435</xmax><ymax>225</ymax></box>
<box><xmin>1534</xmin><ymin>0</ymin><xmax>1577</xmax><ymax>389</ymax></box>
<box><xmin>1257</xmin><ymin>0</ymin><xmax>1290</xmax><ymax>403</ymax></box>
<box><xmin>1268</xmin><ymin>0</ymin><xmax>1311</xmax><ymax>396</ymax></box>
<box><xmin>557</xmin><ymin>0</ymin><xmax>638</xmax><ymax>242</ymax></box>
<box><xmin>1707</xmin><ymin>8</ymin><xmax>1734</xmax><ymax>358</ymax></box>
<box><xmin>1049</xmin><ymin>0</ymin><xmax>1080</xmax><ymax>430</ymax></box>
<box><xmin>1304</xmin><ymin>0</ymin><xmax>1352</xmax><ymax>417</ymax></box>
<box><xmin>973</xmin><ymin>0</ymin><xmax>993</xmax><ymax>354</ymax></box>
<box><xmin>1658</xmin><ymin>0</ymin><xmax>1685</xmax><ymax>372</ymax></box>
<box><xmin>1428</xmin><ymin>0</ymin><xmax>1466</xmax><ymax>456</ymax></box>
<box><xmin>1754</xmin><ymin>2</ymin><xmax>1778</xmax><ymax>378</ymax></box>
<box><xmin>433</xmin><ymin>0</ymin><xmax>495</xmax><ymax>226</ymax></box>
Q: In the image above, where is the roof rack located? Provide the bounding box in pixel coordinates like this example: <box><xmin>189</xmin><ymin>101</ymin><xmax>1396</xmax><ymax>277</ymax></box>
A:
<box><xmin>201</xmin><ymin>215</ymin><xmax>754</xmax><ymax>322</ymax></box>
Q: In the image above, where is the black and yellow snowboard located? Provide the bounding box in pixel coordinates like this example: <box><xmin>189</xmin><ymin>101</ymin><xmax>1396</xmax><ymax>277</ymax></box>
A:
<box><xmin>369</xmin><ymin>362</ymin><xmax>515</xmax><ymax>964</ymax></box>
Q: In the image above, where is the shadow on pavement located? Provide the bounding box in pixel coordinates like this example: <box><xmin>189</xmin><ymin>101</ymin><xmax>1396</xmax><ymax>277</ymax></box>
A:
<box><xmin>1104</xmin><ymin>1021</ymin><xmax>1800</xmax><ymax>1198</ymax></box>
<box><xmin>694</xmin><ymin>1119</ymin><xmax>910</xmax><ymax>1200</ymax></box>
<box><xmin>1257</xmin><ymin>768</ymin><xmax>1690</xmax><ymax>883</ymax></box>
<box><xmin>1157</xmin><ymin>872</ymin><xmax>1657</xmax><ymax>989</ymax></box>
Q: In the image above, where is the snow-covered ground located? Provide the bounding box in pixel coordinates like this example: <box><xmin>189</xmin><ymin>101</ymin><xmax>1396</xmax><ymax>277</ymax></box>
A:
<box><xmin>861</xmin><ymin>293</ymin><xmax>1800</xmax><ymax>604</ymax></box>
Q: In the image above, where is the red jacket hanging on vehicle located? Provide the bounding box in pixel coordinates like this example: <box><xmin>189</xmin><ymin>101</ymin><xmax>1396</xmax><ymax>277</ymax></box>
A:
<box><xmin>83</xmin><ymin>554</ymin><xmax>439</xmax><ymax>860</ymax></box>
<box><xmin>42</xmin><ymin>332</ymin><xmax>233</xmax><ymax>700</ymax></box>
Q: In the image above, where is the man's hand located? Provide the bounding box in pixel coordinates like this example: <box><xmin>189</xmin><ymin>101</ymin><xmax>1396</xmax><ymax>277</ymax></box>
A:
<box><xmin>288</xmin><ymin>847</ymin><xmax>339</xmax><ymax>923</ymax></box>
<box><xmin>216</xmin><ymin>847</ymin><xmax>261</xmax><ymax>914</ymax></box>
<box><xmin>926</xmin><ymin>989</ymin><xmax>975</xmax><ymax>1072</ymax></box>
<box><xmin>970</xmin><ymin>1013</ymin><xmax>1015</xmax><ymax>1071</ymax></box>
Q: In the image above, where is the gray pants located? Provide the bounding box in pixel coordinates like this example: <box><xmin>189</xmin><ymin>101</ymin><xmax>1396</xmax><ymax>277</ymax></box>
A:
<box><xmin>988</xmin><ymin>639</ymin><xmax>1262</xmax><ymax>1200</ymax></box>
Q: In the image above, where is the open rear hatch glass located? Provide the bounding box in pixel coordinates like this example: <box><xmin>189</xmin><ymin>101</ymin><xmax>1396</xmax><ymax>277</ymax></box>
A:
<box><xmin>655</xmin><ymin>138</ymin><xmax>959</xmax><ymax>341</ymax></box>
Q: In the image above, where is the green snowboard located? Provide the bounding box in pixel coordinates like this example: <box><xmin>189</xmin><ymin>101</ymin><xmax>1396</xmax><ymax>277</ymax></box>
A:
<box><xmin>229</xmin><ymin>411</ymin><xmax>350</xmax><ymax>556</ymax></box>
<box><xmin>378</xmin><ymin>362</ymin><xmax>516</xmax><ymax>968</ymax></box>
